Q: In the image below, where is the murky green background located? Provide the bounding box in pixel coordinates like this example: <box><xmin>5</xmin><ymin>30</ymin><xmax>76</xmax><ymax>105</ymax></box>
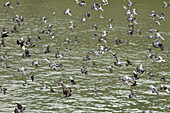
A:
<box><xmin>0</xmin><ymin>0</ymin><xmax>170</xmax><ymax>112</ymax></box>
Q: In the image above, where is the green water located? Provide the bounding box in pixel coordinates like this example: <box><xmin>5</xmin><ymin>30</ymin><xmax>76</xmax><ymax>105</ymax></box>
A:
<box><xmin>0</xmin><ymin>0</ymin><xmax>170</xmax><ymax>112</ymax></box>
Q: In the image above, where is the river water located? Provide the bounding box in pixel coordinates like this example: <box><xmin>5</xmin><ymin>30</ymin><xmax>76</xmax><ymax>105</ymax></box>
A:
<box><xmin>0</xmin><ymin>0</ymin><xmax>170</xmax><ymax>113</ymax></box>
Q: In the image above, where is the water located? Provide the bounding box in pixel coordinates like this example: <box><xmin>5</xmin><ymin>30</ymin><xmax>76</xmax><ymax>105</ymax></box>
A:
<box><xmin>0</xmin><ymin>0</ymin><xmax>170</xmax><ymax>112</ymax></box>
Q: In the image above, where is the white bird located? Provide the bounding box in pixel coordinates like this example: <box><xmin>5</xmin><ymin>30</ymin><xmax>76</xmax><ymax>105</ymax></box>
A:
<box><xmin>81</xmin><ymin>18</ymin><xmax>86</xmax><ymax>23</ymax></box>
<box><xmin>108</xmin><ymin>24</ymin><xmax>112</xmax><ymax>29</ymax></box>
<box><xmin>99</xmin><ymin>14</ymin><xmax>104</xmax><ymax>18</ymax></box>
<box><xmin>75</xmin><ymin>0</ymin><xmax>79</xmax><ymax>4</ymax></box>
<box><xmin>123</xmin><ymin>5</ymin><xmax>127</xmax><ymax>10</ymax></box>
<box><xmin>156</xmin><ymin>56</ymin><xmax>165</xmax><ymax>62</ymax></box>
<box><xmin>155</xmin><ymin>21</ymin><xmax>161</xmax><ymax>25</ymax></box>
<box><xmin>163</xmin><ymin>1</ymin><xmax>169</xmax><ymax>8</ymax></box>
<box><xmin>64</xmin><ymin>8</ymin><xmax>72</xmax><ymax>16</ymax></box>
<box><xmin>126</xmin><ymin>10</ymin><xmax>131</xmax><ymax>15</ymax></box>
<box><xmin>155</xmin><ymin>31</ymin><xmax>164</xmax><ymax>40</ymax></box>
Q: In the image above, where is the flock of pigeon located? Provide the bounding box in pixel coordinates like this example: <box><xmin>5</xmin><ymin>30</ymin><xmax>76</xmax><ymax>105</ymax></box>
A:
<box><xmin>0</xmin><ymin>0</ymin><xmax>170</xmax><ymax>112</ymax></box>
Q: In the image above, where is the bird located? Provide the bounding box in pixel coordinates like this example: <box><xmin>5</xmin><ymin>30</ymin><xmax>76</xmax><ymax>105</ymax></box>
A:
<box><xmin>55</xmin><ymin>48</ymin><xmax>63</xmax><ymax>59</ymax></box>
<box><xmin>58</xmin><ymin>77</ymin><xmax>64</xmax><ymax>85</ymax></box>
<box><xmin>133</xmin><ymin>71</ymin><xmax>139</xmax><ymax>79</ymax></box>
<box><xmin>16</xmin><ymin>103</ymin><xmax>26</xmax><ymax>112</ymax></box>
<box><xmin>129</xmin><ymin>89</ymin><xmax>136</xmax><ymax>98</ymax></box>
<box><xmin>23</xmin><ymin>80</ymin><xmax>28</xmax><ymax>86</ymax></box>
<box><xmin>148</xmin><ymin>85</ymin><xmax>158</xmax><ymax>95</ymax></box>
<box><xmin>16</xmin><ymin>1</ymin><xmax>21</xmax><ymax>7</ymax></box>
<box><xmin>93</xmin><ymin>85</ymin><xmax>99</xmax><ymax>96</ymax></box>
<box><xmin>114</xmin><ymin>54</ymin><xmax>125</xmax><ymax>67</ymax></box>
<box><xmin>126</xmin><ymin>60</ymin><xmax>132</xmax><ymax>66</ymax></box>
<box><xmin>64</xmin><ymin>8</ymin><xmax>72</xmax><ymax>16</ymax></box>
<box><xmin>70</xmin><ymin>76</ymin><xmax>76</xmax><ymax>84</ymax></box>
<box><xmin>92</xmin><ymin>24</ymin><xmax>97</xmax><ymax>30</ymax></box>
<box><xmin>41</xmin><ymin>17</ymin><xmax>47</xmax><ymax>23</ymax></box>
<box><xmin>152</xmin><ymin>40</ymin><xmax>164</xmax><ymax>51</ymax></box>
<box><xmin>50</xmin><ymin>86</ymin><xmax>55</xmax><ymax>93</ymax></box>
<box><xmin>40</xmin><ymin>81</ymin><xmax>48</xmax><ymax>90</ymax></box>
<box><xmin>45</xmin><ymin>45</ymin><xmax>51</xmax><ymax>54</ymax></box>
<box><xmin>120</xmin><ymin>75</ymin><xmax>137</xmax><ymax>86</ymax></box>
<box><xmin>163</xmin><ymin>1</ymin><xmax>170</xmax><ymax>8</ymax></box>
<box><xmin>11</xmin><ymin>25</ymin><xmax>19</xmax><ymax>33</ymax></box>
<box><xmin>60</xmin><ymin>83</ymin><xmax>72</xmax><ymax>98</ymax></box>
<box><xmin>29</xmin><ymin>75</ymin><xmax>34</xmax><ymax>81</ymax></box>
<box><xmin>106</xmin><ymin>65</ymin><xmax>113</xmax><ymax>73</ymax></box>
<box><xmin>32</xmin><ymin>61</ymin><xmax>39</xmax><ymax>68</ymax></box>
<box><xmin>1</xmin><ymin>87</ymin><xmax>7</xmax><ymax>95</ymax></box>
<box><xmin>17</xmin><ymin>67</ymin><xmax>26</xmax><ymax>75</ymax></box>
<box><xmin>136</xmin><ymin>64</ymin><xmax>144</xmax><ymax>74</ymax></box>
<box><xmin>123</xmin><ymin>5</ymin><xmax>127</xmax><ymax>10</ymax></box>
<box><xmin>160</xmin><ymin>85</ymin><xmax>169</xmax><ymax>93</ymax></box>
<box><xmin>91</xmin><ymin>61</ymin><xmax>97</xmax><ymax>67</ymax></box>
<box><xmin>127</xmin><ymin>0</ymin><xmax>136</xmax><ymax>7</ymax></box>
<box><xmin>1</xmin><ymin>27</ymin><xmax>9</xmax><ymax>38</ymax></box>
<box><xmin>4</xmin><ymin>2</ymin><xmax>13</xmax><ymax>9</ymax></box>
<box><xmin>81</xmin><ymin>64</ymin><xmax>88</xmax><ymax>75</ymax></box>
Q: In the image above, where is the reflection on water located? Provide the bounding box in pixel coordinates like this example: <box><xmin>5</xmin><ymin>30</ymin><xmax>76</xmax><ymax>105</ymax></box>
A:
<box><xmin>0</xmin><ymin>0</ymin><xmax>170</xmax><ymax>112</ymax></box>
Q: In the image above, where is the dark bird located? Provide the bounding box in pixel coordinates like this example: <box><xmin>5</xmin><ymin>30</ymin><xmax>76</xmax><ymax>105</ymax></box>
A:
<box><xmin>11</xmin><ymin>25</ymin><xmax>19</xmax><ymax>33</ymax></box>
<box><xmin>70</xmin><ymin>76</ymin><xmax>76</xmax><ymax>84</ymax></box>
<box><xmin>1</xmin><ymin>87</ymin><xmax>7</xmax><ymax>95</ymax></box>
<box><xmin>40</xmin><ymin>81</ymin><xmax>48</xmax><ymax>90</ymax></box>
<box><xmin>41</xmin><ymin>17</ymin><xmax>47</xmax><ymax>23</ymax></box>
<box><xmin>153</xmin><ymin>40</ymin><xmax>164</xmax><ymax>51</ymax></box>
<box><xmin>114</xmin><ymin>54</ymin><xmax>125</xmax><ymax>67</ymax></box>
<box><xmin>92</xmin><ymin>24</ymin><xmax>97</xmax><ymax>30</ymax></box>
<box><xmin>1</xmin><ymin>27</ymin><xmax>9</xmax><ymax>38</ymax></box>
<box><xmin>29</xmin><ymin>75</ymin><xmax>34</xmax><ymax>81</ymax></box>
<box><xmin>50</xmin><ymin>86</ymin><xmax>55</xmax><ymax>93</ymax></box>
<box><xmin>106</xmin><ymin>65</ymin><xmax>113</xmax><ymax>73</ymax></box>
<box><xmin>129</xmin><ymin>89</ymin><xmax>136</xmax><ymax>98</ymax></box>
<box><xmin>32</xmin><ymin>61</ymin><xmax>39</xmax><ymax>68</ymax></box>
<box><xmin>126</xmin><ymin>60</ymin><xmax>132</xmax><ymax>66</ymax></box>
<box><xmin>65</xmin><ymin>44</ymin><xmax>71</xmax><ymax>52</ymax></box>
<box><xmin>3</xmin><ymin>59</ymin><xmax>10</xmax><ymax>68</ymax></box>
<box><xmin>91</xmin><ymin>61</ymin><xmax>97</xmax><ymax>67</ymax></box>
<box><xmin>16</xmin><ymin>103</ymin><xmax>26</xmax><ymax>112</ymax></box>
<box><xmin>133</xmin><ymin>71</ymin><xmax>139</xmax><ymax>79</ymax></box>
<box><xmin>23</xmin><ymin>80</ymin><xmax>28</xmax><ymax>86</ymax></box>
<box><xmin>22</xmin><ymin>48</ymin><xmax>31</xmax><ymax>58</ymax></box>
<box><xmin>36</xmin><ymin>35</ymin><xmax>41</xmax><ymax>41</ymax></box>
<box><xmin>160</xmin><ymin>85</ymin><xmax>169</xmax><ymax>93</ymax></box>
<box><xmin>58</xmin><ymin>77</ymin><xmax>63</xmax><ymax>85</ymax></box>
<box><xmin>136</xmin><ymin>64</ymin><xmax>144</xmax><ymax>74</ymax></box>
<box><xmin>92</xmin><ymin>85</ymin><xmax>99</xmax><ymax>96</ymax></box>
<box><xmin>16</xmin><ymin>1</ymin><xmax>21</xmax><ymax>7</ymax></box>
<box><xmin>81</xmin><ymin>64</ymin><xmax>88</xmax><ymax>75</ymax></box>
<box><xmin>55</xmin><ymin>48</ymin><xmax>63</xmax><ymax>59</ymax></box>
<box><xmin>60</xmin><ymin>83</ymin><xmax>72</xmax><ymax>98</ymax></box>
<box><xmin>83</xmin><ymin>52</ymin><xmax>90</xmax><ymax>61</ymax></box>
<box><xmin>160</xmin><ymin>77</ymin><xmax>166</xmax><ymax>82</ymax></box>
<box><xmin>45</xmin><ymin>45</ymin><xmax>51</xmax><ymax>54</ymax></box>
<box><xmin>74</xmin><ymin>36</ymin><xmax>79</xmax><ymax>43</ymax></box>
<box><xmin>14</xmin><ymin>108</ymin><xmax>20</xmax><ymax>113</ymax></box>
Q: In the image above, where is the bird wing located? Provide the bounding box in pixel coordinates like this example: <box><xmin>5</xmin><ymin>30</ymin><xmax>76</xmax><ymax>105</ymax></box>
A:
<box><xmin>128</xmin><ymin>0</ymin><xmax>132</xmax><ymax>4</ymax></box>
<box><xmin>61</xmin><ymin>83</ymin><xmax>67</xmax><ymax>95</ymax></box>
<box><xmin>115</xmin><ymin>55</ymin><xmax>120</xmax><ymax>63</ymax></box>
